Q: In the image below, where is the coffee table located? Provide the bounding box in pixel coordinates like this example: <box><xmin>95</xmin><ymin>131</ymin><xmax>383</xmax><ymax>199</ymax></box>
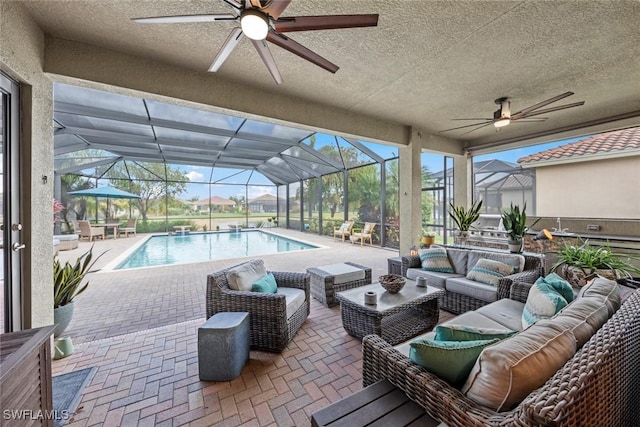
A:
<box><xmin>336</xmin><ymin>281</ymin><xmax>444</xmax><ymax>345</ymax></box>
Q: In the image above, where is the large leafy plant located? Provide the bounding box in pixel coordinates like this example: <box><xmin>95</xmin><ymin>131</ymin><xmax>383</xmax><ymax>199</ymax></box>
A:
<box><xmin>448</xmin><ymin>200</ymin><xmax>483</xmax><ymax>232</ymax></box>
<box><xmin>54</xmin><ymin>246</ymin><xmax>106</xmax><ymax>308</ymax></box>
<box><xmin>500</xmin><ymin>202</ymin><xmax>538</xmax><ymax>241</ymax></box>
<box><xmin>550</xmin><ymin>238</ymin><xmax>640</xmax><ymax>279</ymax></box>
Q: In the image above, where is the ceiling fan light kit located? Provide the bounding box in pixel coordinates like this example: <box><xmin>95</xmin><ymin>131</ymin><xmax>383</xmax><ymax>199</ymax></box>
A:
<box><xmin>240</xmin><ymin>10</ymin><xmax>268</xmax><ymax>40</ymax></box>
<box><xmin>493</xmin><ymin>98</ymin><xmax>511</xmax><ymax>128</ymax></box>
<box><xmin>134</xmin><ymin>0</ymin><xmax>379</xmax><ymax>84</ymax></box>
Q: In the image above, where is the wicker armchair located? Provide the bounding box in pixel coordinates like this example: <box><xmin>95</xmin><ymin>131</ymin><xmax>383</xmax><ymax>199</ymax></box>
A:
<box><xmin>206</xmin><ymin>261</ymin><xmax>310</xmax><ymax>352</ymax></box>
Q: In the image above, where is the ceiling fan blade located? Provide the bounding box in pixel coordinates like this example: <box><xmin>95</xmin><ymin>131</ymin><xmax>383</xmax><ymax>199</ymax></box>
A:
<box><xmin>460</xmin><ymin>122</ymin><xmax>493</xmax><ymax>136</ymax></box>
<box><xmin>511</xmin><ymin>91</ymin><xmax>574</xmax><ymax>117</ymax></box>
<box><xmin>274</xmin><ymin>14</ymin><xmax>379</xmax><ymax>32</ymax></box>
<box><xmin>208</xmin><ymin>27</ymin><xmax>244</xmax><ymax>72</ymax></box>
<box><xmin>266</xmin><ymin>31</ymin><xmax>338</xmax><ymax>73</ymax></box>
<box><xmin>223</xmin><ymin>0</ymin><xmax>244</xmax><ymax>9</ymax></box>
<box><xmin>262</xmin><ymin>0</ymin><xmax>291</xmax><ymax>19</ymax></box>
<box><xmin>451</xmin><ymin>118</ymin><xmax>493</xmax><ymax>121</ymax></box>
<box><xmin>249</xmin><ymin>0</ymin><xmax>262</xmax><ymax>8</ymax></box>
<box><xmin>133</xmin><ymin>14</ymin><xmax>237</xmax><ymax>24</ymax></box>
<box><xmin>439</xmin><ymin>121</ymin><xmax>492</xmax><ymax>133</ymax></box>
<box><xmin>513</xmin><ymin>101</ymin><xmax>586</xmax><ymax>120</ymax></box>
<box><xmin>251</xmin><ymin>39</ymin><xmax>283</xmax><ymax>85</ymax></box>
<box><xmin>511</xmin><ymin>118</ymin><xmax>548</xmax><ymax>122</ymax></box>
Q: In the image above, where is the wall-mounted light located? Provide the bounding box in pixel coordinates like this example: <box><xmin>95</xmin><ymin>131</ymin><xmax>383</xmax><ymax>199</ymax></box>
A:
<box><xmin>533</xmin><ymin>229</ymin><xmax>553</xmax><ymax>241</ymax></box>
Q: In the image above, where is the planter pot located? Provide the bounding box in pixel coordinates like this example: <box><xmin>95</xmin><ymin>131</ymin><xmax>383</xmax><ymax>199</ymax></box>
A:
<box><xmin>53</xmin><ymin>302</ymin><xmax>74</xmax><ymax>338</ymax></box>
<box><xmin>558</xmin><ymin>265</ymin><xmax>590</xmax><ymax>288</ymax></box>
<box><xmin>421</xmin><ymin>236</ymin><xmax>435</xmax><ymax>246</ymax></box>
<box><xmin>454</xmin><ymin>231</ymin><xmax>469</xmax><ymax>246</ymax></box>
<box><xmin>508</xmin><ymin>239</ymin><xmax>523</xmax><ymax>253</ymax></box>
<box><xmin>558</xmin><ymin>265</ymin><xmax>618</xmax><ymax>288</ymax></box>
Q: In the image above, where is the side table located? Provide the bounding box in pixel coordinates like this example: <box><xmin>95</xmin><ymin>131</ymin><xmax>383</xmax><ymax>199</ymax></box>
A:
<box><xmin>387</xmin><ymin>257</ymin><xmax>402</xmax><ymax>275</ymax></box>
<box><xmin>311</xmin><ymin>379</ymin><xmax>442</xmax><ymax>427</ymax></box>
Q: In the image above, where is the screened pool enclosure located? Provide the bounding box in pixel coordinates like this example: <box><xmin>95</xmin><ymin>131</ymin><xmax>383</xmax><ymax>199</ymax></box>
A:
<box><xmin>53</xmin><ymin>83</ymin><xmax>412</xmax><ymax>247</ymax></box>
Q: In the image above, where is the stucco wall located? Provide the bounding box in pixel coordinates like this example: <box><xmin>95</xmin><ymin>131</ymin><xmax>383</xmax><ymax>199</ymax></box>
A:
<box><xmin>535</xmin><ymin>156</ymin><xmax>640</xmax><ymax>218</ymax></box>
<box><xmin>1</xmin><ymin>2</ymin><xmax>54</xmax><ymax>328</ymax></box>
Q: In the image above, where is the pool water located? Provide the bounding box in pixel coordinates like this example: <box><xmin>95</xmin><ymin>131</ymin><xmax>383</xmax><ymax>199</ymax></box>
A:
<box><xmin>115</xmin><ymin>230</ymin><xmax>318</xmax><ymax>270</ymax></box>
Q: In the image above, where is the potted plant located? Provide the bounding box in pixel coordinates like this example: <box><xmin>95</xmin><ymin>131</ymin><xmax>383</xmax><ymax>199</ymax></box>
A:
<box><xmin>448</xmin><ymin>200</ymin><xmax>483</xmax><ymax>238</ymax></box>
<box><xmin>500</xmin><ymin>202</ymin><xmax>538</xmax><ymax>253</ymax></box>
<box><xmin>53</xmin><ymin>245</ymin><xmax>106</xmax><ymax>337</ymax></box>
<box><xmin>420</xmin><ymin>228</ymin><xmax>436</xmax><ymax>246</ymax></box>
<box><xmin>549</xmin><ymin>238</ymin><xmax>640</xmax><ymax>287</ymax></box>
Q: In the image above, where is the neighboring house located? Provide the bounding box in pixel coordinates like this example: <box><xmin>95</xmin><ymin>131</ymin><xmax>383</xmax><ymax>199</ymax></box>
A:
<box><xmin>476</xmin><ymin>173</ymin><xmax>535</xmax><ymax>215</ymax></box>
<box><xmin>433</xmin><ymin>159</ymin><xmax>534</xmax><ymax>214</ymax></box>
<box><xmin>190</xmin><ymin>196</ymin><xmax>235</xmax><ymax>213</ymax></box>
<box><xmin>518</xmin><ymin>127</ymin><xmax>640</xmax><ymax>218</ymax></box>
<box><xmin>248</xmin><ymin>193</ymin><xmax>277</xmax><ymax>213</ymax></box>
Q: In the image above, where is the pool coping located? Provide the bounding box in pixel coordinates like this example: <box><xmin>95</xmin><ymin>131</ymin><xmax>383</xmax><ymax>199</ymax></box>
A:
<box><xmin>99</xmin><ymin>229</ymin><xmax>329</xmax><ymax>273</ymax></box>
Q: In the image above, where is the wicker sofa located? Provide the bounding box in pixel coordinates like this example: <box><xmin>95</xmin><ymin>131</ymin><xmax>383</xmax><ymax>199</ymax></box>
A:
<box><xmin>363</xmin><ymin>279</ymin><xmax>640</xmax><ymax>426</ymax></box>
<box><xmin>206</xmin><ymin>260</ymin><xmax>310</xmax><ymax>352</ymax></box>
<box><xmin>401</xmin><ymin>246</ymin><xmax>544</xmax><ymax>313</ymax></box>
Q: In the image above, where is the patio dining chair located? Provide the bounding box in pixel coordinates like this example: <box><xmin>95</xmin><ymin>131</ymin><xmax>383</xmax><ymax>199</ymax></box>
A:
<box><xmin>350</xmin><ymin>222</ymin><xmax>376</xmax><ymax>246</ymax></box>
<box><xmin>206</xmin><ymin>259</ymin><xmax>310</xmax><ymax>352</ymax></box>
<box><xmin>78</xmin><ymin>220</ymin><xmax>105</xmax><ymax>242</ymax></box>
<box><xmin>333</xmin><ymin>220</ymin><xmax>355</xmax><ymax>242</ymax></box>
<box><xmin>119</xmin><ymin>218</ymin><xmax>137</xmax><ymax>237</ymax></box>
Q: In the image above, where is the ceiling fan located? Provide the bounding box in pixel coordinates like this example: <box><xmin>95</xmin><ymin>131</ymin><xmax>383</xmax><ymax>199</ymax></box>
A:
<box><xmin>133</xmin><ymin>0</ymin><xmax>378</xmax><ymax>85</ymax></box>
<box><xmin>439</xmin><ymin>92</ymin><xmax>585</xmax><ymax>136</ymax></box>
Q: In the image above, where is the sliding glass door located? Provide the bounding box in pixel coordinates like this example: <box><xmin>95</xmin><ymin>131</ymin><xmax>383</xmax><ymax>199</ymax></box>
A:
<box><xmin>1</xmin><ymin>72</ymin><xmax>23</xmax><ymax>332</ymax></box>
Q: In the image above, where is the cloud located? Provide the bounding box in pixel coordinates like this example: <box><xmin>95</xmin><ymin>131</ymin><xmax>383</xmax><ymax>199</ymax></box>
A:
<box><xmin>186</xmin><ymin>171</ymin><xmax>204</xmax><ymax>182</ymax></box>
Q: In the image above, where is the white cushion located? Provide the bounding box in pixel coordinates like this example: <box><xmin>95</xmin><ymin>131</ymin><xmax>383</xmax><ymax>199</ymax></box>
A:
<box><xmin>276</xmin><ymin>287</ymin><xmax>306</xmax><ymax>319</ymax></box>
<box><xmin>226</xmin><ymin>260</ymin><xmax>268</xmax><ymax>291</ymax></box>
<box><xmin>318</xmin><ymin>263</ymin><xmax>365</xmax><ymax>285</ymax></box>
<box><xmin>467</xmin><ymin>250</ymin><xmax>525</xmax><ymax>274</ymax></box>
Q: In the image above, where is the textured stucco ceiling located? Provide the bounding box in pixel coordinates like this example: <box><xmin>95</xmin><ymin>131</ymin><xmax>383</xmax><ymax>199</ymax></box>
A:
<box><xmin>16</xmin><ymin>0</ymin><xmax>640</xmax><ymax>152</ymax></box>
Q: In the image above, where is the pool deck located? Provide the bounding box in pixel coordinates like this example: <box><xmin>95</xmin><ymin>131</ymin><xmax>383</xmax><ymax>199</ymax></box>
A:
<box><xmin>52</xmin><ymin>229</ymin><xmax>447</xmax><ymax>426</ymax></box>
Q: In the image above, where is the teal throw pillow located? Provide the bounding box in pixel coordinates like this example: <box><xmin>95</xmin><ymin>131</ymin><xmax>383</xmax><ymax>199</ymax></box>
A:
<box><xmin>419</xmin><ymin>247</ymin><xmax>454</xmax><ymax>273</ymax></box>
<box><xmin>466</xmin><ymin>258</ymin><xmax>515</xmax><ymax>286</ymax></box>
<box><xmin>434</xmin><ymin>324</ymin><xmax>515</xmax><ymax>342</ymax></box>
<box><xmin>543</xmin><ymin>272</ymin><xmax>575</xmax><ymax>303</ymax></box>
<box><xmin>409</xmin><ymin>338</ymin><xmax>500</xmax><ymax>386</ymax></box>
<box><xmin>522</xmin><ymin>278</ymin><xmax>569</xmax><ymax>328</ymax></box>
<box><xmin>251</xmin><ymin>273</ymin><xmax>277</xmax><ymax>293</ymax></box>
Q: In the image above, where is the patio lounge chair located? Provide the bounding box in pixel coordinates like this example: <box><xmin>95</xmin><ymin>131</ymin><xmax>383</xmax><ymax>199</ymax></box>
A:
<box><xmin>119</xmin><ymin>219</ymin><xmax>137</xmax><ymax>237</ymax></box>
<box><xmin>78</xmin><ymin>220</ymin><xmax>105</xmax><ymax>241</ymax></box>
<box><xmin>333</xmin><ymin>220</ymin><xmax>354</xmax><ymax>242</ymax></box>
<box><xmin>206</xmin><ymin>259</ymin><xmax>310</xmax><ymax>352</ymax></box>
<box><xmin>350</xmin><ymin>222</ymin><xmax>376</xmax><ymax>246</ymax></box>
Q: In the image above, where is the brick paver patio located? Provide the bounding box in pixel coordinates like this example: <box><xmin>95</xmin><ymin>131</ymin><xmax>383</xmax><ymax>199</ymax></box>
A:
<box><xmin>53</xmin><ymin>229</ymin><xmax>452</xmax><ymax>426</ymax></box>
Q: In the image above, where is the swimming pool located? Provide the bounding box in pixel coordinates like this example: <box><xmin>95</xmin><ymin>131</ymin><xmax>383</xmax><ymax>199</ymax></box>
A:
<box><xmin>113</xmin><ymin>230</ymin><xmax>318</xmax><ymax>270</ymax></box>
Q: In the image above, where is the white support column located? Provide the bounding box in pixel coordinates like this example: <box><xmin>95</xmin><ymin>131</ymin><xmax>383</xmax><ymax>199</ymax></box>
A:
<box><xmin>399</xmin><ymin>128</ymin><xmax>423</xmax><ymax>255</ymax></box>
<box><xmin>453</xmin><ymin>153</ymin><xmax>472</xmax><ymax>207</ymax></box>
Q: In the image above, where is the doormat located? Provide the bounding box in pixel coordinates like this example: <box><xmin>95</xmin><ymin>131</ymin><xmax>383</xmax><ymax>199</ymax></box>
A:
<box><xmin>52</xmin><ymin>367</ymin><xmax>96</xmax><ymax>427</ymax></box>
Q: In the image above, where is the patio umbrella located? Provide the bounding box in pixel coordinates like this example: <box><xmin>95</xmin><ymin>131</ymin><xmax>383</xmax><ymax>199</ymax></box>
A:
<box><xmin>68</xmin><ymin>186</ymin><xmax>140</xmax><ymax>221</ymax></box>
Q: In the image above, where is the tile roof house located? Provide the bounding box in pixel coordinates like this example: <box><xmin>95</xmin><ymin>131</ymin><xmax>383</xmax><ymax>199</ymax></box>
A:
<box><xmin>518</xmin><ymin>127</ymin><xmax>640</xmax><ymax>165</ymax></box>
<box><xmin>248</xmin><ymin>193</ymin><xmax>277</xmax><ymax>213</ymax></box>
<box><xmin>518</xmin><ymin>127</ymin><xmax>640</xmax><ymax>218</ymax></box>
<box><xmin>190</xmin><ymin>196</ymin><xmax>235</xmax><ymax>213</ymax></box>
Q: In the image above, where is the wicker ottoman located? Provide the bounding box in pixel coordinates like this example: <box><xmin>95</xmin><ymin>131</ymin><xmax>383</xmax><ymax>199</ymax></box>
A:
<box><xmin>198</xmin><ymin>312</ymin><xmax>249</xmax><ymax>381</ymax></box>
<box><xmin>307</xmin><ymin>262</ymin><xmax>372</xmax><ymax>307</ymax></box>
<box><xmin>54</xmin><ymin>234</ymin><xmax>79</xmax><ymax>251</ymax></box>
